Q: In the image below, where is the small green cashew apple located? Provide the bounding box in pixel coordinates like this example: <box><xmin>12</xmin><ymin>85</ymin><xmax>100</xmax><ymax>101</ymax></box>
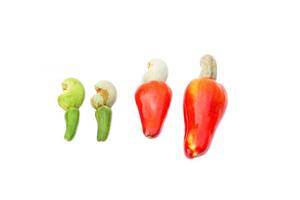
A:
<box><xmin>58</xmin><ymin>78</ymin><xmax>85</xmax><ymax>141</ymax></box>
<box><xmin>91</xmin><ymin>80</ymin><xmax>117</xmax><ymax>141</ymax></box>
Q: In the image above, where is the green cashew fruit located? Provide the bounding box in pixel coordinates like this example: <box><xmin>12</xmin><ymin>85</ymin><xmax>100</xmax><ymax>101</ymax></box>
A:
<box><xmin>58</xmin><ymin>78</ymin><xmax>85</xmax><ymax>141</ymax></box>
<box><xmin>91</xmin><ymin>80</ymin><xmax>117</xmax><ymax>142</ymax></box>
<box><xmin>96</xmin><ymin>106</ymin><xmax>112</xmax><ymax>141</ymax></box>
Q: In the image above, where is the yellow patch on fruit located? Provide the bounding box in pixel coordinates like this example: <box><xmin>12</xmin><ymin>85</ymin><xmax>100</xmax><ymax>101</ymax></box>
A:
<box><xmin>188</xmin><ymin>80</ymin><xmax>200</xmax><ymax>98</ymax></box>
<box><xmin>187</xmin><ymin>130</ymin><xmax>197</xmax><ymax>153</ymax></box>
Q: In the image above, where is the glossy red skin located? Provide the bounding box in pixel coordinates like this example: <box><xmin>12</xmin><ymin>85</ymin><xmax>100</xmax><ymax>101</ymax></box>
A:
<box><xmin>184</xmin><ymin>78</ymin><xmax>227</xmax><ymax>158</ymax></box>
<box><xmin>135</xmin><ymin>81</ymin><xmax>172</xmax><ymax>138</ymax></box>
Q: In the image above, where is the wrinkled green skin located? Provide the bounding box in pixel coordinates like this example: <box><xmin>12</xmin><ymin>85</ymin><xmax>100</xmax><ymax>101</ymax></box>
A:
<box><xmin>96</xmin><ymin>106</ymin><xmax>112</xmax><ymax>141</ymax></box>
<box><xmin>58</xmin><ymin>78</ymin><xmax>85</xmax><ymax>141</ymax></box>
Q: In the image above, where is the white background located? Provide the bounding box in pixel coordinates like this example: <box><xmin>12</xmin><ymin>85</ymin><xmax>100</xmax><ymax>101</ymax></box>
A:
<box><xmin>0</xmin><ymin>0</ymin><xmax>299</xmax><ymax>199</ymax></box>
